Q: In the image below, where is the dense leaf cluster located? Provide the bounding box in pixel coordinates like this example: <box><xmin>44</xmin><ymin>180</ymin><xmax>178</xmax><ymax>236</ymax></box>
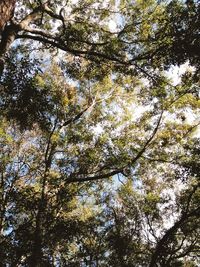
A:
<box><xmin>0</xmin><ymin>0</ymin><xmax>200</xmax><ymax>266</ymax></box>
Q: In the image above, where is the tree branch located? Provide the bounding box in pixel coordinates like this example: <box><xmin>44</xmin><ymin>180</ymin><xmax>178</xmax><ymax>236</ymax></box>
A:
<box><xmin>62</xmin><ymin>105</ymin><xmax>90</xmax><ymax>127</ymax></box>
<box><xmin>64</xmin><ymin>112</ymin><xmax>163</xmax><ymax>184</ymax></box>
<box><xmin>149</xmin><ymin>206</ymin><xmax>200</xmax><ymax>267</ymax></box>
<box><xmin>16</xmin><ymin>33</ymin><xmax>125</xmax><ymax>61</ymax></box>
<box><xmin>16</xmin><ymin>32</ymin><xmax>161</xmax><ymax>83</ymax></box>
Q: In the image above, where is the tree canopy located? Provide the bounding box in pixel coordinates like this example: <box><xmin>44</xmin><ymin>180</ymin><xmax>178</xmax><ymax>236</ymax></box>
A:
<box><xmin>0</xmin><ymin>0</ymin><xmax>200</xmax><ymax>266</ymax></box>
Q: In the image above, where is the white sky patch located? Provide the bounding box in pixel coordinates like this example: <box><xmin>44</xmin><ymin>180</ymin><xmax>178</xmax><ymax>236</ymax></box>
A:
<box><xmin>192</xmin><ymin>123</ymin><xmax>200</xmax><ymax>138</ymax></box>
<box><xmin>164</xmin><ymin>63</ymin><xmax>200</xmax><ymax>137</ymax></box>
<box><xmin>130</xmin><ymin>104</ymin><xmax>151</xmax><ymax>121</ymax></box>
<box><xmin>108</xmin><ymin>20</ymin><xmax>117</xmax><ymax>32</ymax></box>
<box><xmin>91</xmin><ymin>123</ymin><xmax>104</xmax><ymax>136</ymax></box>
<box><xmin>70</xmin><ymin>0</ymin><xmax>78</xmax><ymax>4</ymax></box>
<box><xmin>166</xmin><ymin>61</ymin><xmax>196</xmax><ymax>85</ymax></box>
<box><xmin>159</xmin><ymin>179</ymin><xmax>187</xmax><ymax>230</ymax></box>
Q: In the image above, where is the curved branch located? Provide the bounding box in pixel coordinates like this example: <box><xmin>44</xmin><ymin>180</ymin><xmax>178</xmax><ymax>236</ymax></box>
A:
<box><xmin>16</xmin><ymin>33</ymin><xmax>160</xmax><ymax>83</ymax></box>
<box><xmin>16</xmin><ymin>33</ymin><xmax>126</xmax><ymax>62</ymax></box>
<box><xmin>149</xmin><ymin>206</ymin><xmax>200</xmax><ymax>267</ymax></box>
<box><xmin>65</xmin><ymin>112</ymin><xmax>163</xmax><ymax>184</ymax></box>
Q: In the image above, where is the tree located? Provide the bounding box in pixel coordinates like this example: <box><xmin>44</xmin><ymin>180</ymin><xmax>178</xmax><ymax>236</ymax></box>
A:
<box><xmin>0</xmin><ymin>1</ymin><xmax>200</xmax><ymax>75</ymax></box>
<box><xmin>154</xmin><ymin>0</ymin><xmax>200</xmax><ymax>70</ymax></box>
<box><xmin>0</xmin><ymin>0</ymin><xmax>200</xmax><ymax>266</ymax></box>
<box><xmin>99</xmin><ymin>145</ymin><xmax>200</xmax><ymax>267</ymax></box>
<box><xmin>0</xmin><ymin>0</ymin><xmax>16</xmax><ymax>32</ymax></box>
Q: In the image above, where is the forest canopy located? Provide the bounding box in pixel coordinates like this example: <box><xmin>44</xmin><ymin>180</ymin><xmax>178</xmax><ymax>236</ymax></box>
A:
<box><xmin>0</xmin><ymin>0</ymin><xmax>200</xmax><ymax>266</ymax></box>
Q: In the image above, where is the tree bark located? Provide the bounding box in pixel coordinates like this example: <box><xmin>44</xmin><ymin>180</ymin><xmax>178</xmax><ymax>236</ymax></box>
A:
<box><xmin>0</xmin><ymin>0</ymin><xmax>16</xmax><ymax>32</ymax></box>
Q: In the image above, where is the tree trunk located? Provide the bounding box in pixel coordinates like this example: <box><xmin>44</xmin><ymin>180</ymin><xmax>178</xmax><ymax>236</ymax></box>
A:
<box><xmin>0</xmin><ymin>0</ymin><xmax>16</xmax><ymax>76</ymax></box>
<box><xmin>0</xmin><ymin>0</ymin><xmax>16</xmax><ymax>32</ymax></box>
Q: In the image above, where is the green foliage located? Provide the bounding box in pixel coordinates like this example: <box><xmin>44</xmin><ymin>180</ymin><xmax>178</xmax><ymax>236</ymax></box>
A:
<box><xmin>0</xmin><ymin>0</ymin><xmax>200</xmax><ymax>266</ymax></box>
